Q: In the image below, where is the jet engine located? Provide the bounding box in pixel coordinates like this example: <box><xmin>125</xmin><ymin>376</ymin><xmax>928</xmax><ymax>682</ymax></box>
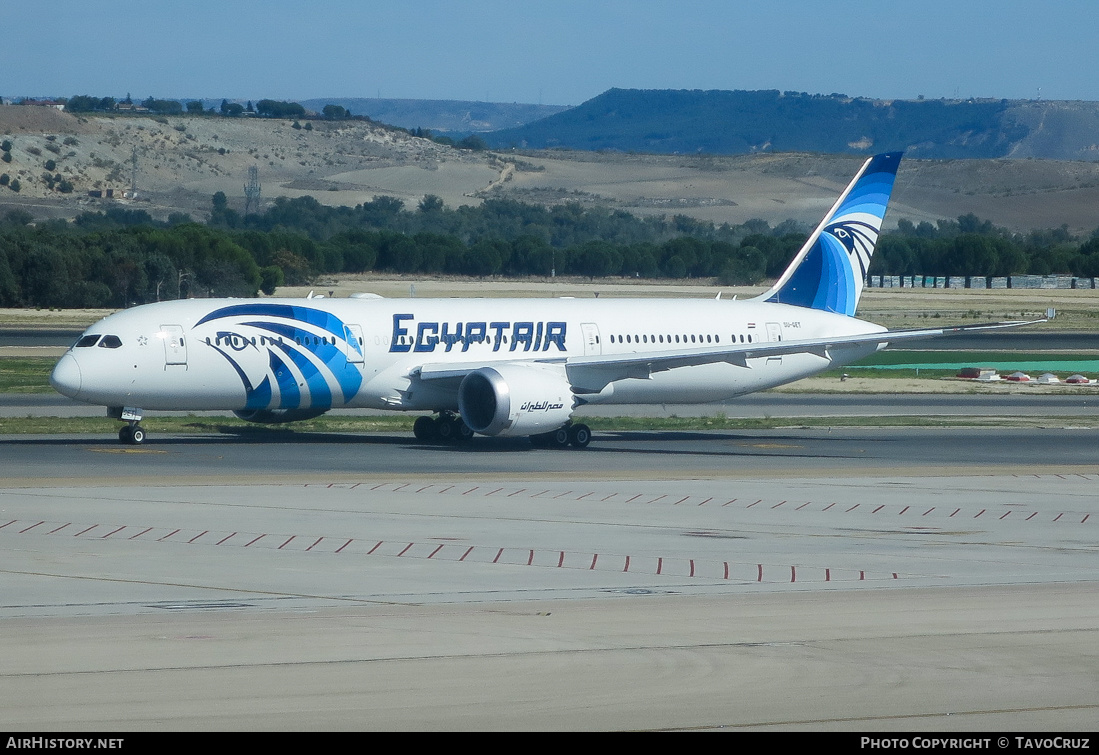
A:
<box><xmin>233</xmin><ymin>408</ymin><xmax>330</xmax><ymax>424</ymax></box>
<box><xmin>458</xmin><ymin>364</ymin><xmax>574</xmax><ymax>437</ymax></box>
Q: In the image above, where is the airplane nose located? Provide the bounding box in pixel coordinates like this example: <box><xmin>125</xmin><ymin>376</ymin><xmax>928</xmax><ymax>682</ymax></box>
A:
<box><xmin>50</xmin><ymin>354</ymin><xmax>82</xmax><ymax>398</ymax></box>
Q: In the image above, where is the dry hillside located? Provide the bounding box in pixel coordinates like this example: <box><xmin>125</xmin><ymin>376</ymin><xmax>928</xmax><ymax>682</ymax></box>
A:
<box><xmin>3</xmin><ymin>105</ymin><xmax>1099</xmax><ymax>235</ymax></box>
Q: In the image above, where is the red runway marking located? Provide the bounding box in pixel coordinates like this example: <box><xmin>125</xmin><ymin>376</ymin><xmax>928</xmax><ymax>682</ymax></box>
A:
<box><xmin>949</xmin><ymin>508</ymin><xmax>961</xmax><ymax>517</ymax></box>
<box><xmin>190</xmin><ymin>531</ymin><xmax>209</xmax><ymax>544</ymax></box>
<box><xmin>459</xmin><ymin>546</ymin><xmax>474</xmax><ymax>561</ymax></box>
<box><xmin>923</xmin><ymin>508</ymin><xmax>935</xmax><ymax>516</ymax></box>
<box><xmin>244</xmin><ymin>534</ymin><xmax>265</xmax><ymax>547</ymax></box>
<box><xmin>370</xmin><ymin>483</ymin><xmax>387</xmax><ymax>491</ymax></box>
<box><xmin>791</xmin><ymin>566</ymin><xmax>796</xmax><ymax>583</ymax></box>
<box><xmin>349</xmin><ymin>483</ymin><xmax>362</xmax><ymax>489</ymax></box>
<box><xmin>723</xmin><ymin>562</ymin><xmax>729</xmax><ymax>580</ymax></box>
<box><xmin>747</xmin><ymin>500</ymin><xmax>761</xmax><ymax>508</ymax></box>
<box><xmin>306</xmin><ymin>537</ymin><xmax>324</xmax><ymax>552</ymax></box>
<box><xmin>508</xmin><ymin>489</ymin><xmax>527</xmax><ymax>497</ymax></box>
<box><xmin>772</xmin><ymin>501</ymin><xmax>787</xmax><ymax>509</ymax></box>
<box><xmin>1000</xmin><ymin>512</ymin><xmax>1011</xmax><ymax>520</ymax></box>
<box><xmin>757</xmin><ymin>564</ymin><xmax>763</xmax><ymax>582</ymax></box>
<box><xmin>48</xmin><ymin>523</ymin><xmax>71</xmax><ymax>535</ymax></box>
<box><xmin>1081</xmin><ymin>514</ymin><xmax>1090</xmax><ymax>524</ymax></box>
<box><xmin>656</xmin><ymin>557</ymin><xmax>663</xmax><ymax>575</ymax></box>
<box><xmin>559</xmin><ymin>551</ymin><xmax>566</xmax><ymax>568</ymax></box>
<box><xmin>649</xmin><ymin>495</ymin><xmax>667</xmax><ymax>504</ymax></box>
<box><xmin>699</xmin><ymin>498</ymin><xmax>712</xmax><ymax>506</ymax></box>
<box><xmin>19</xmin><ymin>521</ymin><xmax>44</xmax><ymax>533</ymax></box>
<box><xmin>893</xmin><ymin>573</ymin><xmax>899</xmax><ymax>579</ymax></box>
<box><xmin>397</xmin><ymin>543</ymin><xmax>414</xmax><ymax>557</ymax></box>
<box><xmin>485</xmin><ymin>488</ymin><xmax>503</xmax><ymax>496</ymax></box>
<box><xmin>845</xmin><ymin>504</ymin><xmax>860</xmax><ymax>512</ymax></box>
<box><xmin>277</xmin><ymin>536</ymin><xmax>294</xmax><ymax>549</ymax></box>
<box><xmin>492</xmin><ymin>548</ymin><xmax>504</xmax><ymax>563</ymax></box>
<box><xmin>577</xmin><ymin>492</ymin><xmax>593</xmax><ymax>501</ymax></box>
<box><xmin>721</xmin><ymin>499</ymin><xmax>737</xmax><ymax>506</ymax></box>
<box><xmin>0</xmin><ymin>520</ymin><xmax>15</xmax><ymax>530</ymax></box>
<box><xmin>128</xmin><ymin>527</ymin><xmax>152</xmax><ymax>540</ymax></box>
<box><xmin>590</xmin><ymin>554</ymin><xmax>598</xmax><ymax>570</ymax></box>
<box><xmin>427</xmin><ymin>544</ymin><xmax>443</xmax><ymax>559</ymax></box>
<box><xmin>899</xmin><ymin>506</ymin><xmax>910</xmax><ymax>515</ymax></box>
<box><xmin>335</xmin><ymin>539</ymin><xmax>353</xmax><ymax>554</ymax></box>
<box><xmin>673</xmin><ymin>496</ymin><xmax>689</xmax><ymax>505</ymax></box>
<box><xmin>1026</xmin><ymin>512</ymin><xmax>1038</xmax><ymax>520</ymax></box>
<box><xmin>623</xmin><ymin>555</ymin><xmax>630</xmax><ymax>572</ymax></box>
<box><xmin>216</xmin><ymin>532</ymin><xmax>236</xmax><ymax>545</ymax></box>
<box><xmin>462</xmin><ymin>487</ymin><xmax>478</xmax><ymax>495</ymax></box>
<box><xmin>415</xmin><ymin>485</ymin><xmax>432</xmax><ymax>493</ymax></box>
<box><xmin>75</xmin><ymin>525</ymin><xmax>98</xmax><ymax>537</ymax></box>
<box><xmin>157</xmin><ymin>528</ymin><xmax>180</xmax><ymax>541</ymax></box>
<box><xmin>553</xmin><ymin>491</ymin><xmax>573</xmax><ymax>499</ymax></box>
<box><xmin>825</xmin><ymin>568</ymin><xmax>831</xmax><ymax>582</ymax></box>
<box><xmin>101</xmin><ymin>526</ymin><xmax>126</xmax><ymax>538</ymax></box>
<box><xmin>625</xmin><ymin>494</ymin><xmax>642</xmax><ymax>502</ymax></box>
<box><xmin>393</xmin><ymin>483</ymin><xmax>409</xmax><ymax>492</ymax></box>
<box><xmin>1054</xmin><ymin>513</ymin><xmax>1064</xmax><ymax>522</ymax></box>
<box><xmin>823</xmin><ymin>503</ymin><xmax>836</xmax><ymax>511</ymax></box>
<box><xmin>527</xmin><ymin>550</ymin><xmax>534</xmax><ymax>566</ymax></box>
<box><xmin>859</xmin><ymin>571</ymin><xmax>865</xmax><ymax>580</ymax></box>
<box><xmin>601</xmin><ymin>493</ymin><xmax>617</xmax><ymax>501</ymax></box>
<box><xmin>796</xmin><ymin>502</ymin><xmax>811</xmax><ymax>510</ymax></box>
<box><xmin>437</xmin><ymin>486</ymin><xmax>454</xmax><ymax>494</ymax></box>
<box><xmin>689</xmin><ymin>560</ymin><xmax>695</xmax><ymax>577</ymax></box>
<box><xmin>973</xmin><ymin>509</ymin><xmax>986</xmax><ymax>518</ymax></box>
<box><xmin>872</xmin><ymin>505</ymin><xmax>884</xmax><ymax>514</ymax></box>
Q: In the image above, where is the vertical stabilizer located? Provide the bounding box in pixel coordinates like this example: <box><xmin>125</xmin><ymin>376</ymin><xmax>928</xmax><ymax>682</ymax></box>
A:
<box><xmin>757</xmin><ymin>152</ymin><xmax>902</xmax><ymax>316</ymax></box>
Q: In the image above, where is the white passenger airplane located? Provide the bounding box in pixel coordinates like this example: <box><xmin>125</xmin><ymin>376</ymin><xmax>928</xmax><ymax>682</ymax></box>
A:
<box><xmin>50</xmin><ymin>152</ymin><xmax>1038</xmax><ymax>447</ymax></box>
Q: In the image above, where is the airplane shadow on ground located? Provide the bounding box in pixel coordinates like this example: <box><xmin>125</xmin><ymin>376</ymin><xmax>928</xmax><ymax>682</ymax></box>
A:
<box><xmin>0</xmin><ymin>428</ymin><xmax>882</xmax><ymax>461</ymax></box>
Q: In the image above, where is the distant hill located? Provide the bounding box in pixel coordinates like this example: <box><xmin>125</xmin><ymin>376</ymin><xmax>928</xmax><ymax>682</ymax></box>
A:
<box><xmin>484</xmin><ymin>88</ymin><xmax>1099</xmax><ymax>161</ymax></box>
<box><xmin>300</xmin><ymin>98</ymin><xmax>569</xmax><ymax>135</ymax></box>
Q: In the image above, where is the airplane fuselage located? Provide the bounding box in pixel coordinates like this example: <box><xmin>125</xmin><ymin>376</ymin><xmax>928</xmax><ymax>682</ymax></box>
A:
<box><xmin>51</xmin><ymin>296</ymin><xmax>885</xmax><ymax>413</ymax></box>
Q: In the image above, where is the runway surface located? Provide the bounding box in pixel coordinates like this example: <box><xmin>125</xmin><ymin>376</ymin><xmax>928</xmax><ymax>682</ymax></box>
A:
<box><xmin>1</xmin><ymin>424</ymin><xmax>1098</xmax><ymax>731</ymax></box>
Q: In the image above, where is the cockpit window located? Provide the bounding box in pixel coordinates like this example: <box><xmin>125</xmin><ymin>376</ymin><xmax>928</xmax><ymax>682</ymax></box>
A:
<box><xmin>75</xmin><ymin>335</ymin><xmax>101</xmax><ymax>348</ymax></box>
<box><xmin>98</xmin><ymin>335</ymin><xmax>123</xmax><ymax>349</ymax></box>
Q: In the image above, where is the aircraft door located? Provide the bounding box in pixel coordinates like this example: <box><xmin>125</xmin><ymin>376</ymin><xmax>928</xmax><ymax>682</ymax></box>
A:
<box><xmin>160</xmin><ymin>324</ymin><xmax>187</xmax><ymax>366</ymax></box>
<box><xmin>765</xmin><ymin>322</ymin><xmax>783</xmax><ymax>366</ymax></box>
<box><xmin>344</xmin><ymin>324</ymin><xmax>365</xmax><ymax>364</ymax></box>
<box><xmin>580</xmin><ymin>323</ymin><xmax>601</xmax><ymax>356</ymax></box>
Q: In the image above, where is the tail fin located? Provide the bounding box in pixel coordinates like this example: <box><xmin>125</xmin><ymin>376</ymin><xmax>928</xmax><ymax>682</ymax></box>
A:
<box><xmin>756</xmin><ymin>152</ymin><xmax>902</xmax><ymax>316</ymax></box>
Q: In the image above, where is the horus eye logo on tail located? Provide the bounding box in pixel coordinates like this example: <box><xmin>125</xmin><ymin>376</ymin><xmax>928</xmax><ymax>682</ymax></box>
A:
<box><xmin>761</xmin><ymin>152</ymin><xmax>902</xmax><ymax>317</ymax></box>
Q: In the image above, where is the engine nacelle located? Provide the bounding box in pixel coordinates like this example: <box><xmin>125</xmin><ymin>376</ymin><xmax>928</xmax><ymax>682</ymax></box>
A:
<box><xmin>458</xmin><ymin>365</ymin><xmax>574</xmax><ymax>437</ymax></box>
<box><xmin>233</xmin><ymin>408</ymin><xmax>329</xmax><ymax>424</ymax></box>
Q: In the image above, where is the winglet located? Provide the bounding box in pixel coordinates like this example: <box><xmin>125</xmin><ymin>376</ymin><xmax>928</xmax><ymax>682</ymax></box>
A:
<box><xmin>757</xmin><ymin>152</ymin><xmax>903</xmax><ymax>316</ymax></box>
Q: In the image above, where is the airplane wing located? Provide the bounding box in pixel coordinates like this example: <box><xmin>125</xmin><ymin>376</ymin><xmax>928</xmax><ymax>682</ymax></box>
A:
<box><xmin>412</xmin><ymin>319</ymin><xmax>1044</xmax><ymax>394</ymax></box>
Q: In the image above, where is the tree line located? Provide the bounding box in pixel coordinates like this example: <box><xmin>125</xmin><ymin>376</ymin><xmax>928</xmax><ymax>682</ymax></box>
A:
<box><xmin>2</xmin><ymin>194</ymin><xmax>1098</xmax><ymax>309</ymax></box>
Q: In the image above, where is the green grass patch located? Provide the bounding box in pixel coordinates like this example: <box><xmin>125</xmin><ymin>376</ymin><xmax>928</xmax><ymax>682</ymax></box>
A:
<box><xmin>0</xmin><ymin>357</ymin><xmax>57</xmax><ymax>393</ymax></box>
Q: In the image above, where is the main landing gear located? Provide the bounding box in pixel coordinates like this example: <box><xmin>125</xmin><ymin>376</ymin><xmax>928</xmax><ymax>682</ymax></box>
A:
<box><xmin>413</xmin><ymin>412</ymin><xmax>475</xmax><ymax>444</ymax></box>
<box><xmin>529</xmin><ymin>421</ymin><xmax>592</xmax><ymax>449</ymax></box>
<box><xmin>412</xmin><ymin>413</ymin><xmax>592</xmax><ymax>449</ymax></box>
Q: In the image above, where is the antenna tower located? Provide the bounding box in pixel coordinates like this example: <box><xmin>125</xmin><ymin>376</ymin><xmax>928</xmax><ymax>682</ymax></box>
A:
<box><xmin>244</xmin><ymin>165</ymin><xmax>261</xmax><ymax>215</ymax></box>
<box><xmin>129</xmin><ymin>146</ymin><xmax>138</xmax><ymax>198</ymax></box>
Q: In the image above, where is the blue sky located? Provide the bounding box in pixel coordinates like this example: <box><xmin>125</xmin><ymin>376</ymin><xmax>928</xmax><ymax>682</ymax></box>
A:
<box><xmin>7</xmin><ymin>1</ymin><xmax>1099</xmax><ymax>105</ymax></box>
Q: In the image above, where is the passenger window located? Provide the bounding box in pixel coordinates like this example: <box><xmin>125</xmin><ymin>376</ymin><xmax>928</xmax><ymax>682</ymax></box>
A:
<box><xmin>75</xmin><ymin>335</ymin><xmax>100</xmax><ymax>348</ymax></box>
<box><xmin>99</xmin><ymin>335</ymin><xmax>123</xmax><ymax>349</ymax></box>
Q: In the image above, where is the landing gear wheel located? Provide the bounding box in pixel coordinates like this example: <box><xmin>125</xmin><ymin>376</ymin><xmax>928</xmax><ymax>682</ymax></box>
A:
<box><xmin>119</xmin><ymin>424</ymin><xmax>145</xmax><ymax>445</ymax></box>
<box><xmin>568</xmin><ymin>423</ymin><xmax>592</xmax><ymax>448</ymax></box>
<box><xmin>413</xmin><ymin>415</ymin><xmax>437</xmax><ymax>442</ymax></box>
<box><xmin>437</xmin><ymin>415</ymin><xmax>473</xmax><ymax>443</ymax></box>
<box><xmin>550</xmin><ymin>426</ymin><xmax>571</xmax><ymax>449</ymax></box>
